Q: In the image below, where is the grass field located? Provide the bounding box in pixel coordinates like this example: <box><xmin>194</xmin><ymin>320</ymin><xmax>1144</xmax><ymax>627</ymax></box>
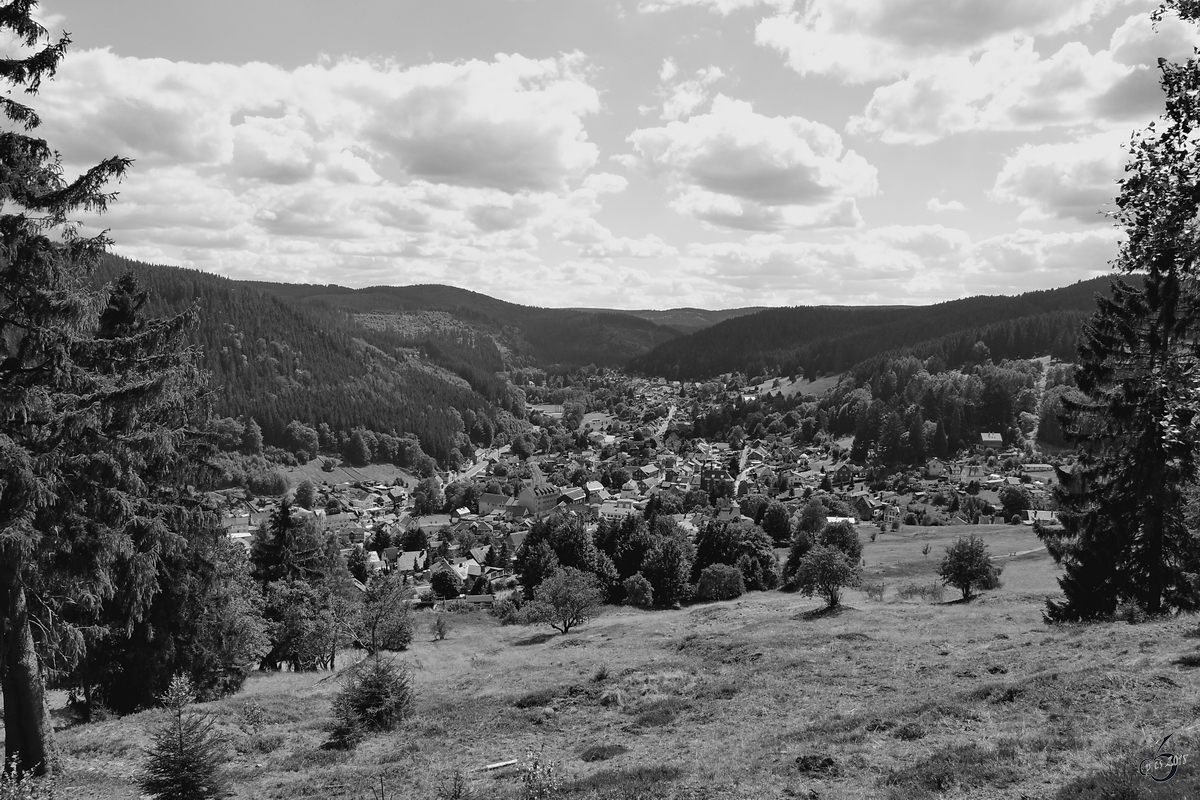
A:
<box><xmin>49</xmin><ymin>525</ymin><xmax>1200</xmax><ymax>799</ymax></box>
<box><xmin>281</xmin><ymin>458</ymin><xmax>418</xmax><ymax>490</ymax></box>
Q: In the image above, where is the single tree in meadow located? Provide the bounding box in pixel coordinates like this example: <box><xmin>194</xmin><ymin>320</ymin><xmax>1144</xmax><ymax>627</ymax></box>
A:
<box><xmin>939</xmin><ymin>536</ymin><xmax>999</xmax><ymax>602</ymax></box>
<box><xmin>524</xmin><ymin>568</ymin><xmax>605</xmax><ymax>634</ymax></box>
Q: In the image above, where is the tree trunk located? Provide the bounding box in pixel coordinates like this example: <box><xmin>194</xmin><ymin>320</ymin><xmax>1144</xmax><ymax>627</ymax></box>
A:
<box><xmin>0</xmin><ymin>565</ymin><xmax>56</xmax><ymax>776</ymax></box>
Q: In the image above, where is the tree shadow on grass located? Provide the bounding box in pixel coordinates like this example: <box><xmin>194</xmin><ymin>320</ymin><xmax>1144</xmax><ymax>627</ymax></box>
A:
<box><xmin>1172</xmin><ymin>653</ymin><xmax>1200</xmax><ymax>669</ymax></box>
<box><xmin>795</xmin><ymin>605</ymin><xmax>856</xmax><ymax>621</ymax></box>
<box><xmin>512</xmin><ymin>632</ymin><xmax>557</xmax><ymax>646</ymax></box>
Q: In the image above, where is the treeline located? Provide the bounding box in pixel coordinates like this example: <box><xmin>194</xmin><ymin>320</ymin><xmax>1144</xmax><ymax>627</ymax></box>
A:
<box><xmin>92</xmin><ymin>256</ymin><xmax>502</xmax><ymax>465</ymax></box>
<box><xmin>628</xmin><ymin>277</ymin><xmax>1122</xmax><ymax>380</ymax></box>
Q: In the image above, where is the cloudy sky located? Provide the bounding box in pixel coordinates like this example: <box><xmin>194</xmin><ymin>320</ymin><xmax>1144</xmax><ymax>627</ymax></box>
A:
<box><xmin>30</xmin><ymin>0</ymin><xmax>1200</xmax><ymax>309</ymax></box>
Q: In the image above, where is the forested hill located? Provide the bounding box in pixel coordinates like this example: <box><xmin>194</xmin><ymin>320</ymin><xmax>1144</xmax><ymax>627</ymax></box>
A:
<box><xmin>570</xmin><ymin>306</ymin><xmax>766</xmax><ymax>336</ymax></box>
<box><xmin>627</xmin><ymin>277</ymin><xmax>1129</xmax><ymax>380</ymax></box>
<box><xmin>241</xmin><ymin>281</ymin><xmax>682</xmax><ymax>368</ymax></box>
<box><xmin>92</xmin><ymin>256</ymin><xmax>517</xmax><ymax>465</ymax></box>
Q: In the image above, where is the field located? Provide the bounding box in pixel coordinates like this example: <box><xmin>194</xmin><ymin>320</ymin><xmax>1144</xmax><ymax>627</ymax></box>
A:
<box><xmin>768</xmin><ymin>373</ymin><xmax>844</xmax><ymax>399</ymax></box>
<box><xmin>281</xmin><ymin>458</ymin><xmax>418</xmax><ymax>490</ymax></box>
<box><xmin>50</xmin><ymin>525</ymin><xmax>1200</xmax><ymax>800</ymax></box>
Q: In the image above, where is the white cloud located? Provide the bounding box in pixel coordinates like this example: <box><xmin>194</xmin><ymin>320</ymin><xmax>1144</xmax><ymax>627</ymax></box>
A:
<box><xmin>579</xmin><ymin>235</ymin><xmax>679</xmax><ymax>259</ymax></box>
<box><xmin>660</xmin><ymin>65</ymin><xmax>724</xmax><ymax>121</ymax></box>
<box><xmin>963</xmin><ymin>228</ymin><xmax>1123</xmax><ymax>291</ymax></box>
<box><xmin>927</xmin><ymin>198</ymin><xmax>966</xmax><ymax>212</ymax></box>
<box><xmin>674</xmin><ymin>225</ymin><xmax>1120</xmax><ymax>305</ymax></box>
<box><xmin>641</xmin><ymin>0</ymin><xmax>792</xmax><ymax>15</ymax></box>
<box><xmin>627</xmin><ymin>95</ymin><xmax>877</xmax><ymax>230</ymax></box>
<box><xmin>30</xmin><ymin>48</ymin><xmax>622</xmax><ymax>293</ymax></box>
<box><xmin>756</xmin><ymin>0</ymin><xmax>1135</xmax><ymax>83</ymax></box>
<box><xmin>992</xmin><ymin>131</ymin><xmax>1126</xmax><ymax>223</ymax></box>
<box><xmin>845</xmin><ymin>37</ymin><xmax>1156</xmax><ymax>144</ymax></box>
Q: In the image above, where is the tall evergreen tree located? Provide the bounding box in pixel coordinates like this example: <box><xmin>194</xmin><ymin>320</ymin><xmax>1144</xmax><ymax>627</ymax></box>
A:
<box><xmin>0</xmin><ymin>1</ymin><xmax>220</xmax><ymax>777</ymax></box>
<box><xmin>1040</xmin><ymin>18</ymin><xmax>1200</xmax><ymax>621</ymax></box>
<box><xmin>0</xmin><ymin>3</ymin><xmax>214</xmax><ymax>775</ymax></box>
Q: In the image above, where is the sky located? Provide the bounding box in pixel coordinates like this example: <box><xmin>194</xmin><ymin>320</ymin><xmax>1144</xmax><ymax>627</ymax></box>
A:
<box><xmin>24</xmin><ymin>0</ymin><xmax>1200</xmax><ymax>309</ymax></box>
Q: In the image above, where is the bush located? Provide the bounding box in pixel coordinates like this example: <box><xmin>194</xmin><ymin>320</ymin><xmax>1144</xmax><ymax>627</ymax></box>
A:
<box><xmin>0</xmin><ymin>756</ymin><xmax>57</xmax><ymax>799</ymax></box>
<box><xmin>433</xmin><ymin>615</ymin><xmax>451</xmax><ymax>641</ymax></box>
<box><xmin>622</xmin><ymin>574</ymin><xmax>654</xmax><ymax>608</ymax></box>
<box><xmin>327</xmin><ymin>657</ymin><xmax>415</xmax><ymax>749</ymax></box>
<box><xmin>695</xmin><ymin>564</ymin><xmax>745</xmax><ymax>602</ymax></box>
<box><xmin>863</xmin><ymin>581</ymin><xmax>886</xmax><ymax>601</ymax></box>
<box><xmin>519</xmin><ymin>748</ymin><xmax>562</xmax><ymax>800</ymax></box>
<box><xmin>491</xmin><ymin>594</ymin><xmax>525</xmax><ymax>625</ymax></box>
<box><xmin>139</xmin><ymin>676</ymin><xmax>228</xmax><ymax>800</ymax></box>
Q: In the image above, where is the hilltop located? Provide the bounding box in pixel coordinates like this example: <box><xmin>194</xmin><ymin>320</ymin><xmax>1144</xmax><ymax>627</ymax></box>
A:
<box><xmin>628</xmin><ymin>277</ymin><xmax>1128</xmax><ymax>381</ymax></box>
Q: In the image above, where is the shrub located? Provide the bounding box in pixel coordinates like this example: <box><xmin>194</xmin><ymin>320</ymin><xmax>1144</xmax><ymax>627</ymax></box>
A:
<box><xmin>433</xmin><ymin>615</ymin><xmax>451</xmax><ymax>641</ymax></box>
<box><xmin>863</xmin><ymin>581</ymin><xmax>886</xmax><ymax>601</ymax></box>
<box><xmin>622</xmin><ymin>574</ymin><xmax>654</xmax><ymax>608</ymax></box>
<box><xmin>520</xmin><ymin>747</ymin><xmax>562</xmax><ymax>800</ymax></box>
<box><xmin>0</xmin><ymin>756</ymin><xmax>57</xmax><ymax>799</ymax></box>
<box><xmin>939</xmin><ymin>535</ymin><xmax>1001</xmax><ymax>601</ymax></box>
<box><xmin>794</xmin><ymin>545</ymin><xmax>861</xmax><ymax>608</ymax></box>
<box><xmin>695</xmin><ymin>564</ymin><xmax>745</xmax><ymax>602</ymax></box>
<box><xmin>327</xmin><ymin>657</ymin><xmax>415</xmax><ymax>749</ymax></box>
<box><xmin>139</xmin><ymin>676</ymin><xmax>228</xmax><ymax>800</ymax></box>
<box><xmin>492</xmin><ymin>594</ymin><xmax>525</xmax><ymax>625</ymax></box>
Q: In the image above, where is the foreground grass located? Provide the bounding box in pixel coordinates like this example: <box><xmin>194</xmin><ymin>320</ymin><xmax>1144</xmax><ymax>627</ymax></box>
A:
<box><xmin>53</xmin><ymin>526</ymin><xmax>1200</xmax><ymax>799</ymax></box>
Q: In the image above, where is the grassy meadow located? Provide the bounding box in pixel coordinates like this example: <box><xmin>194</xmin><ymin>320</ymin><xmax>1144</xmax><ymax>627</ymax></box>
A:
<box><xmin>50</xmin><ymin>525</ymin><xmax>1200</xmax><ymax>799</ymax></box>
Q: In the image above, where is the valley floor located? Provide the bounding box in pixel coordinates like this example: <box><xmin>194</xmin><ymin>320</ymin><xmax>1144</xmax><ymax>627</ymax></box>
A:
<box><xmin>52</xmin><ymin>526</ymin><xmax>1200</xmax><ymax>799</ymax></box>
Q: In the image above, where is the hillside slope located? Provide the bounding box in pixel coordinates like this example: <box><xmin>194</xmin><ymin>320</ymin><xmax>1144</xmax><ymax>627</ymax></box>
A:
<box><xmin>93</xmin><ymin>257</ymin><xmax>509</xmax><ymax>464</ymax></box>
<box><xmin>629</xmin><ymin>277</ymin><xmax>1125</xmax><ymax>380</ymax></box>
<box><xmin>245</xmin><ymin>282</ymin><xmax>683</xmax><ymax>368</ymax></box>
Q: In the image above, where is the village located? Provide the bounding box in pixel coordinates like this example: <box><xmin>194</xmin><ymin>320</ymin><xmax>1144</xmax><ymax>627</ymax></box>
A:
<box><xmin>217</xmin><ymin>373</ymin><xmax>1066</xmax><ymax>605</ymax></box>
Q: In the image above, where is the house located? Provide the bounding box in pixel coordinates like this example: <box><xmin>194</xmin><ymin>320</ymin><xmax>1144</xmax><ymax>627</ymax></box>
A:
<box><xmin>715</xmin><ymin>498</ymin><xmax>742</xmax><ymax>522</ymax></box>
<box><xmin>980</xmin><ymin>432</ymin><xmax>1004</xmax><ymax>448</ymax></box>
<box><xmin>395</xmin><ymin>550</ymin><xmax>426</xmax><ymax>573</ymax></box>
<box><xmin>1022</xmin><ymin>510</ymin><xmax>1059</xmax><ymax>526</ymax></box>
<box><xmin>833</xmin><ymin>464</ymin><xmax>856</xmax><ymax>486</ymax></box>
<box><xmin>479</xmin><ymin>492</ymin><xmax>519</xmax><ymax>517</ymax></box>
<box><xmin>634</xmin><ymin>464</ymin><xmax>660</xmax><ymax>480</ymax></box>
<box><xmin>518</xmin><ymin>483</ymin><xmax>560</xmax><ymax>517</ymax></box>
<box><xmin>557</xmin><ymin>486</ymin><xmax>587</xmax><ymax>509</ymax></box>
<box><xmin>598</xmin><ymin>497</ymin><xmax>639</xmax><ymax>522</ymax></box>
<box><xmin>620</xmin><ymin>479</ymin><xmax>640</xmax><ymax>499</ymax></box>
<box><xmin>584</xmin><ymin>481</ymin><xmax>607</xmax><ymax>502</ymax></box>
<box><xmin>925</xmin><ymin>459</ymin><xmax>947</xmax><ymax>479</ymax></box>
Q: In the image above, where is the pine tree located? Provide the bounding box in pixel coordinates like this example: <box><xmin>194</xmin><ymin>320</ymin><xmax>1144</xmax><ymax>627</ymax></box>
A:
<box><xmin>0</xmin><ymin>3</ymin><xmax>209</xmax><ymax>774</ymax></box>
<box><xmin>1040</xmin><ymin>17</ymin><xmax>1200</xmax><ymax>621</ymax></box>
<box><xmin>139</xmin><ymin>676</ymin><xmax>228</xmax><ymax>800</ymax></box>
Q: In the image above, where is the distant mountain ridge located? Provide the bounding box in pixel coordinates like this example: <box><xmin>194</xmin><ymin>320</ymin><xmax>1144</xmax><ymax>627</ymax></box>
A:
<box><xmin>570</xmin><ymin>306</ymin><xmax>767</xmax><ymax>336</ymax></box>
<box><xmin>628</xmin><ymin>277</ymin><xmax>1129</xmax><ymax>380</ymax></box>
<box><xmin>242</xmin><ymin>281</ymin><xmax>683</xmax><ymax>368</ymax></box>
